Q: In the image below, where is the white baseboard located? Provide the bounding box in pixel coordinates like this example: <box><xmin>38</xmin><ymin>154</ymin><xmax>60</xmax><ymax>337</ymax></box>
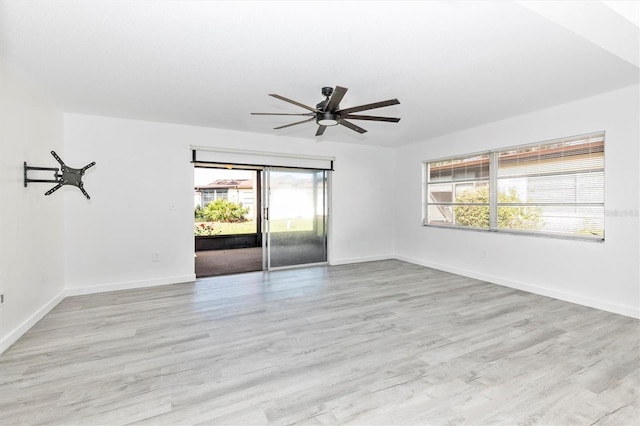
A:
<box><xmin>64</xmin><ymin>274</ymin><xmax>197</xmax><ymax>297</ymax></box>
<box><xmin>0</xmin><ymin>291</ymin><xmax>66</xmax><ymax>355</ymax></box>
<box><xmin>394</xmin><ymin>254</ymin><xmax>640</xmax><ymax>319</ymax></box>
<box><xmin>330</xmin><ymin>254</ymin><xmax>394</xmax><ymax>266</ymax></box>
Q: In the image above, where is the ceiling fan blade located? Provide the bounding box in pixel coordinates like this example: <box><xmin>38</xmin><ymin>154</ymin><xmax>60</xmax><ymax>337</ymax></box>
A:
<box><xmin>342</xmin><ymin>114</ymin><xmax>401</xmax><ymax>122</ymax></box>
<box><xmin>251</xmin><ymin>112</ymin><xmax>315</xmax><ymax>116</ymax></box>
<box><xmin>338</xmin><ymin>98</ymin><xmax>400</xmax><ymax>115</ymax></box>
<box><xmin>339</xmin><ymin>119</ymin><xmax>367</xmax><ymax>134</ymax></box>
<box><xmin>315</xmin><ymin>125</ymin><xmax>327</xmax><ymax>136</ymax></box>
<box><xmin>269</xmin><ymin>94</ymin><xmax>317</xmax><ymax>112</ymax></box>
<box><xmin>324</xmin><ymin>86</ymin><xmax>348</xmax><ymax>112</ymax></box>
<box><xmin>274</xmin><ymin>117</ymin><xmax>316</xmax><ymax>130</ymax></box>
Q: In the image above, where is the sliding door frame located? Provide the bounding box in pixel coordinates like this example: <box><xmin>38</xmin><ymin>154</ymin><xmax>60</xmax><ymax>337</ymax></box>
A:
<box><xmin>263</xmin><ymin>166</ymin><xmax>330</xmax><ymax>271</ymax></box>
<box><xmin>192</xmin><ymin>148</ymin><xmax>333</xmax><ymax>272</ymax></box>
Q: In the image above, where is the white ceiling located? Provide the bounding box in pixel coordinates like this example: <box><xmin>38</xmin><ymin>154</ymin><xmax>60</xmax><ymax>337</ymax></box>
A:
<box><xmin>0</xmin><ymin>0</ymin><xmax>638</xmax><ymax>147</ymax></box>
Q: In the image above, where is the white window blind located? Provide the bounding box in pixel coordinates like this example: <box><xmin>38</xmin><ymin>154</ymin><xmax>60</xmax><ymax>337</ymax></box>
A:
<box><xmin>496</xmin><ymin>133</ymin><xmax>604</xmax><ymax>237</ymax></box>
<box><xmin>424</xmin><ymin>132</ymin><xmax>605</xmax><ymax>240</ymax></box>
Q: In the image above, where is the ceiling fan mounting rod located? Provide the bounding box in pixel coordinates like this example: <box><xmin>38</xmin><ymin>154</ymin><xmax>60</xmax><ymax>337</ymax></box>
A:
<box><xmin>321</xmin><ymin>87</ymin><xmax>334</xmax><ymax>98</ymax></box>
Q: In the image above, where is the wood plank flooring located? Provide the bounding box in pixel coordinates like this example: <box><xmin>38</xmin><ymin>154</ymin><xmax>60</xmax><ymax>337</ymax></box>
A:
<box><xmin>1</xmin><ymin>260</ymin><xmax>638</xmax><ymax>425</ymax></box>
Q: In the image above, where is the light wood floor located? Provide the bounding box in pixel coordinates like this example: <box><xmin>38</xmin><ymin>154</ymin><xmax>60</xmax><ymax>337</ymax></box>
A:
<box><xmin>1</xmin><ymin>260</ymin><xmax>638</xmax><ymax>425</ymax></box>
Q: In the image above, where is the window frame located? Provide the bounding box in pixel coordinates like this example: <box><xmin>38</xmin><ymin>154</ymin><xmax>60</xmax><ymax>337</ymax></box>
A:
<box><xmin>422</xmin><ymin>132</ymin><xmax>605</xmax><ymax>242</ymax></box>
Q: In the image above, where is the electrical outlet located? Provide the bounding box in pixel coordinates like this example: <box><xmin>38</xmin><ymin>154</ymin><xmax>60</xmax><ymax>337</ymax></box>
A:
<box><xmin>152</xmin><ymin>252</ymin><xmax>160</xmax><ymax>262</ymax></box>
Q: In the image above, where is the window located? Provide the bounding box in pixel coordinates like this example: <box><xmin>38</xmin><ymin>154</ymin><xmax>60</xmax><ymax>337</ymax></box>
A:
<box><xmin>423</xmin><ymin>132</ymin><xmax>605</xmax><ymax>240</ymax></box>
<box><xmin>426</xmin><ymin>153</ymin><xmax>490</xmax><ymax>229</ymax></box>
<box><xmin>201</xmin><ymin>188</ymin><xmax>229</xmax><ymax>206</ymax></box>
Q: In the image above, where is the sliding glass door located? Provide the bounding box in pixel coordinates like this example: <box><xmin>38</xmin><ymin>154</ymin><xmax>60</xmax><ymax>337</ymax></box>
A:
<box><xmin>264</xmin><ymin>168</ymin><xmax>328</xmax><ymax>269</ymax></box>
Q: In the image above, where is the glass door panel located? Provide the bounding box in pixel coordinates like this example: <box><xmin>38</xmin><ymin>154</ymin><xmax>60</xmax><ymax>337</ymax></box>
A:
<box><xmin>265</xmin><ymin>168</ymin><xmax>328</xmax><ymax>269</ymax></box>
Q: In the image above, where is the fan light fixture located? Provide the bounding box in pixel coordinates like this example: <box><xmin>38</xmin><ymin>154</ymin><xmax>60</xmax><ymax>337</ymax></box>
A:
<box><xmin>317</xmin><ymin>112</ymin><xmax>338</xmax><ymax>126</ymax></box>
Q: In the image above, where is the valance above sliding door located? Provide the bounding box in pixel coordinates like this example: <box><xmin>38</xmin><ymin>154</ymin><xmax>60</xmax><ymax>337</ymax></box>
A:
<box><xmin>191</xmin><ymin>146</ymin><xmax>334</xmax><ymax>171</ymax></box>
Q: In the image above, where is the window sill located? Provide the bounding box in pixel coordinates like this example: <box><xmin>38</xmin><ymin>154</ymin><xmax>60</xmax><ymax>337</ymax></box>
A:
<box><xmin>421</xmin><ymin>223</ymin><xmax>605</xmax><ymax>243</ymax></box>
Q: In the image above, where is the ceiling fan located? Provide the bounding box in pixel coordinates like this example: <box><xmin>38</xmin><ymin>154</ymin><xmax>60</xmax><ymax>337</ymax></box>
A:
<box><xmin>251</xmin><ymin>86</ymin><xmax>400</xmax><ymax>136</ymax></box>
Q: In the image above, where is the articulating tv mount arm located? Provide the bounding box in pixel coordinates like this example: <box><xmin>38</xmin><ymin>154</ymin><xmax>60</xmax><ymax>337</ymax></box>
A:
<box><xmin>24</xmin><ymin>151</ymin><xmax>96</xmax><ymax>199</ymax></box>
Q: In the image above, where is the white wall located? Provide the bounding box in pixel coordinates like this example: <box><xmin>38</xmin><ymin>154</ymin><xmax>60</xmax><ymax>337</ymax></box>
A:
<box><xmin>394</xmin><ymin>85</ymin><xmax>640</xmax><ymax>318</ymax></box>
<box><xmin>0</xmin><ymin>59</ymin><xmax>65</xmax><ymax>352</ymax></box>
<box><xmin>4</xmin><ymin>74</ymin><xmax>635</xmax><ymax>357</ymax></box>
<box><xmin>63</xmin><ymin>114</ymin><xmax>396</xmax><ymax>293</ymax></box>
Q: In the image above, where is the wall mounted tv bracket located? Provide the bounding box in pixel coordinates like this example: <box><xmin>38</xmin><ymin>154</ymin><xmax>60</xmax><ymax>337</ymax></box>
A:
<box><xmin>24</xmin><ymin>151</ymin><xmax>96</xmax><ymax>199</ymax></box>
